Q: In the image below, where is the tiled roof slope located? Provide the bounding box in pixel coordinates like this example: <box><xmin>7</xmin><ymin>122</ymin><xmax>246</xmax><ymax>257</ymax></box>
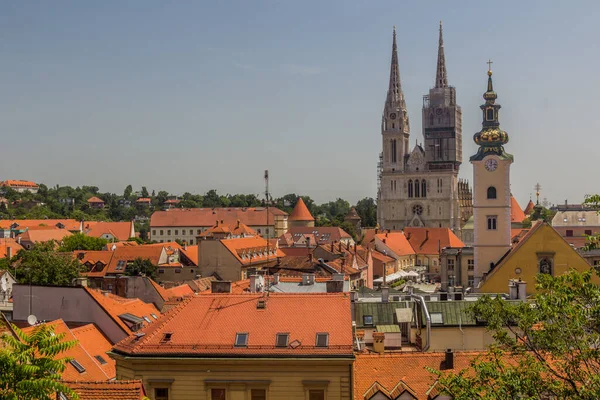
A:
<box><xmin>284</xmin><ymin>227</ymin><xmax>352</xmax><ymax>245</ymax></box>
<box><xmin>0</xmin><ymin>180</ymin><xmax>39</xmax><ymax>188</ymax></box>
<box><xmin>150</xmin><ymin>207</ymin><xmax>287</xmax><ymax>227</ymax></box>
<box><xmin>221</xmin><ymin>236</ymin><xmax>286</xmax><ymax>265</ymax></box>
<box><xmin>113</xmin><ymin>293</ymin><xmax>353</xmax><ymax>357</ymax></box>
<box><xmin>0</xmin><ymin>219</ymin><xmax>81</xmax><ymax>231</ymax></box>
<box><xmin>19</xmin><ymin>228</ymin><xmax>73</xmax><ymax>244</ymax></box>
<box><xmin>22</xmin><ymin>320</ymin><xmax>110</xmax><ymax>381</ymax></box>
<box><xmin>87</xmin><ymin>196</ymin><xmax>104</xmax><ymax>204</ymax></box>
<box><xmin>288</xmin><ymin>198</ymin><xmax>314</xmax><ymax>221</ymax></box>
<box><xmin>84</xmin><ymin>221</ymin><xmax>134</xmax><ymax>241</ymax></box>
<box><xmin>70</xmin><ymin>324</ymin><xmax>116</xmax><ymax>378</ymax></box>
<box><xmin>62</xmin><ymin>380</ymin><xmax>145</xmax><ymax>400</ymax></box>
<box><xmin>524</xmin><ymin>199</ymin><xmax>535</xmax><ymax>215</ymax></box>
<box><xmin>511</xmin><ymin>196</ymin><xmax>527</xmax><ymax>223</ymax></box>
<box><xmin>375</xmin><ymin>232</ymin><xmax>415</xmax><ymax>256</ymax></box>
<box><xmin>165</xmin><ymin>284</ymin><xmax>194</xmax><ymax>298</ymax></box>
<box><xmin>404</xmin><ymin>227</ymin><xmax>465</xmax><ymax>254</ymax></box>
<box><xmin>354</xmin><ymin>352</ymin><xmax>481</xmax><ymax>400</ymax></box>
<box><xmin>0</xmin><ymin>238</ymin><xmax>23</xmax><ymax>257</ymax></box>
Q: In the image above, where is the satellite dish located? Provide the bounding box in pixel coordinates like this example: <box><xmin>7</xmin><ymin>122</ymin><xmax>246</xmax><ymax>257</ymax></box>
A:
<box><xmin>27</xmin><ymin>315</ymin><xmax>37</xmax><ymax>326</ymax></box>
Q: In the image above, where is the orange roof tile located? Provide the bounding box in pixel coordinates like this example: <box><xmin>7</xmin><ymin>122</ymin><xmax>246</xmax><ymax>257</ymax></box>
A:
<box><xmin>84</xmin><ymin>288</ymin><xmax>160</xmax><ymax>336</ymax></box>
<box><xmin>136</xmin><ymin>197</ymin><xmax>152</xmax><ymax>203</ymax></box>
<box><xmin>179</xmin><ymin>245</ymin><xmax>198</xmax><ymax>266</ymax></box>
<box><xmin>0</xmin><ymin>219</ymin><xmax>81</xmax><ymax>231</ymax></box>
<box><xmin>0</xmin><ymin>180</ymin><xmax>39</xmax><ymax>188</ymax></box>
<box><xmin>0</xmin><ymin>238</ymin><xmax>23</xmax><ymax>257</ymax></box>
<box><xmin>62</xmin><ymin>380</ymin><xmax>145</xmax><ymax>400</ymax></box>
<box><xmin>375</xmin><ymin>232</ymin><xmax>416</xmax><ymax>256</ymax></box>
<box><xmin>285</xmin><ymin>227</ymin><xmax>352</xmax><ymax>245</ymax></box>
<box><xmin>354</xmin><ymin>352</ymin><xmax>483</xmax><ymax>400</ymax></box>
<box><xmin>289</xmin><ymin>198</ymin><xmax>314</xmax><ymax>221</ymax></box>
<box><xmin>187</xmin><ymin>276</ymin><xmax>217</xmax><ymax>292</ymax></box>
<box><xmin>87</xmin><ymin>196</ymin><xmax>105</xmax><ymax>204</ymax></box>
<box><xmin>404</xmin><ymin>227</ymin><xmax>465</xmax><ymax>255</ymax></box>
<box><xmin>19</xmin><ymin>228</ymin><xmax>73</xmax><ymax>244</ymax></box>
<box><xmin>84</xmin><ymin>221</ymin><xmax>134</xmax><ymax>241</ymax></box>
<box><xmin>22</xmin><ymin>320</ymin><xmax>110</xmax><ymax>381</ymax></box>
<box><xmin>371</xmin><ymin>250</ymin><xmax>394</xmax><ymax>263</ymax></box>
<box><xmin>220</xmin><ymin>236</ymin><xmax>286</xmax><ymax>266</ymax></box>
<box><xmin>164</xmin><ymin>199</ymin><xmax>180</xmax><ymax>204</ymax></box>
<box><xmin>70</xmin><ymin>324</ymin><xmax>116</xmax><ymax>379</ymax></box>
<box><xmin>232</xmin><ymin>220</ymin><xmax>258</xmax><ymax>236</ymax></box>
<box><xmin>150</xmin><ymin>207</ymin><xmax>287</xmax><ymax>228</ymax></box>
<box><xmin>147</xmin><ymin>278</ymin><xmax>171</xmax><ymax>302</ymax></box>
<box><xmin>524</xmin><ymin>199</ymin><xmax>535</xmax><ymax>215</ymax></box>
<box><xmin>511</xmin><ymin>196</ymin><xmax>527</xmax><ymax>223</ymax></box>
<box><xmin>113</xmin><ymin>293</ymin><xmax>353</xmax><ymax>357</ymax></box>
<box><xmin>165</xmin><ymin>284</ymin><xmax>194</xmax><ymax>298</ymax></box>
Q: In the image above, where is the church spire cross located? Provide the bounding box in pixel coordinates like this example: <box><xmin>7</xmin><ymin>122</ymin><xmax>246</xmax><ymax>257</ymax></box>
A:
<box><xmin>435</xmin><ymin>20</ymin><xmax>448</xmax><ymax>88</ymax></box>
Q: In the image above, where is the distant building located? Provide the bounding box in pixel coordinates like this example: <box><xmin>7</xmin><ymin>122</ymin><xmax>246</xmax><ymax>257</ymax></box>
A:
<box><xmin>17</xmin><ymin>228</ymin><xmax>73</xmax><ymax>249</ymax></box>
<box><xmin>0</xmin><ymin>180</ymin><xmax>39</xmax><ymax>193</ymax></box>
<box><xmin>287</xmin><ymin>198</ymin><xmax>315</xmax><ymax>228</ymax></box>
<box><xmin>83</xmin><ymin>221</ymin><xmax>136</xmax><ymax>242</ymax></box>
<box><xmin>551</xmin><ymin>210</ymin><xmax>600</xmax><ymax>248</ymax></box>
<box><xmin>87</xmin><ymin>196</ymin><xmax>105</xmax><ymax>209</ymax></box>
<box><xmin>136</xmin><ymin>198</ymin><xmax>152</xmax><ymax>207</ymax></box>
<box><xmin>344</xmin><ymin>207</ymin><xmax>362</xmax><ymax>233</ymax></box>
<box><xmin>279</xmin><ymin>226</ymin><xmax>354</xmax><ymax>248</ymax></box>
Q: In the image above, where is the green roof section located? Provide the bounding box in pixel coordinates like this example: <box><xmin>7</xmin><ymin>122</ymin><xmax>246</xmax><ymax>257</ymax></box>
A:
<box><xmin>354</xmin><ymin>302</ymin><xmax>410</xmax><ymax>328</ymax></box>
<box><xmin>421</xmin><ymin>300</ymin><xmax>522</xmax><ymax>326</ymax></box>
<box><xmin>376</xmin><ymin>325</ymin><xmax>401</xmax><ymax>333</ymax></box>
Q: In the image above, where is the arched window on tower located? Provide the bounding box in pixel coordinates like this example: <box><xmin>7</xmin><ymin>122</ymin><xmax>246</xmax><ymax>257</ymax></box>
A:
<box><xmin>487</xmin><ymin>186</ymin><xmax>497</xmax><ymax>199</ymax></box>
<box><xmin>421</xmin><ymin>180</ymin><xmax>427</xmax><ymax>198</ymax></box>
<box><xmin>391</xmin><ymin>140</ymin><xmax>397</xmax><ymax>163</ymax></box>
<box><xmin>408</xmin><ymin>180</ymin><xmax>413</xmax><ymax>198</ymax></box>
<box><xmin>415</xmin><ymin>180</ymin><xmax>420</xmax><ymax>198</ymax></box>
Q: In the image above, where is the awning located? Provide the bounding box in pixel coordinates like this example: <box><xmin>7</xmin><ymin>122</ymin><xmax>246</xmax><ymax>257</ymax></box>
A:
<box><xmin>395</xmin><ymin>308</ymin><xmax>413</xmax><ymax>323</ymax></box>
<box><xmin>376</xmin><ymin>324</ymin><xmax>401</xmax><ymax>333</ymax></box>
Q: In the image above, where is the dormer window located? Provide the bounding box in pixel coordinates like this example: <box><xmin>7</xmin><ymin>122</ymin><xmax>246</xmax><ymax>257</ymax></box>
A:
<box><xmin>276</xmin><ymin>333</ymin><xmax>289</xmax><ymax>347</ymax></box>
<box><xmin>363</xmin><ymin>315</ymin><xmax>373</xmax><ymax>326</ymax></box>
<box><xmin>235</xmin><ymin>333</ymin><xmax>248</xmax><ymax>347</ymax></box>
<box><xmin>315</xmin><ymin>333</ymin><xmax>329</xmax><ymax>348</ymax></box>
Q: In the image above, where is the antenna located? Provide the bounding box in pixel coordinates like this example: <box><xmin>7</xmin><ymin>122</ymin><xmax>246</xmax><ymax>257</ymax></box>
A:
<box><xmin>264</xmin><ymin>170</ymin><xmax>272</xmax><ymax>293</ymax></box>
<box><xmin>27</xmin><ymin>314</ymin><xmax>37</xmax><ymax>326</ymax></box>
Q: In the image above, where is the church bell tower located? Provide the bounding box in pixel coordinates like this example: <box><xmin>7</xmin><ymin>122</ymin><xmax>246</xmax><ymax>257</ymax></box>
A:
<box><xmin>471</xmin><ymin>63</ymin><xmax>513</xmax><ymax>285</ymax></box>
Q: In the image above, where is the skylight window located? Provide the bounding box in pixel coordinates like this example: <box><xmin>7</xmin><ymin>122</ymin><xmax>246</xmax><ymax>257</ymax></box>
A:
<box><xmin>115</xmin><ymin>260</ymin><xmax>126</xmax><ymax>271</ymax></box>
<box><xmin>315</xmin><ymin>333</ymin><xmax>329</xmax><ymax>348</ymax></box>
<box><xmin>235</xmin><ymin>332</ymin><xmax>248</xmax><ymax>347</ymax></box>
<box><xmin>430</xmin><ymin>312</ymin><xmax>444</xmax><ymax>324</ymax></box>
<box><xmin>151</xmin><ymin>313</ymin><xmax>158</xmax><ymax>319</ymax></box>
<box><xmin>276</xmin><ymin>333</ymin><xmax>289</xmax><ymax>348</ymax></box>
<box><xmin>143</xmin><ymin>316</ymin><xmax>152</xmax><ymax>323</ymax></box>
<box><xmin>161</xmin><ymin>332</ymin><xmax>173</xmax><ymax>343</ymax></box>
<box><xmin>363</xmin><ymin>315</ymin><xmax>373</xmax><ymax>326</ymax></box>
<box><xmin>70</xmin><ymin>359</ymin><xmax>86</xmax><ymax>373</ymax></box>
<box><xmin>94</xmin><ymin>355</ymin><xmax>107</xmax><ymax>365</ymax></box>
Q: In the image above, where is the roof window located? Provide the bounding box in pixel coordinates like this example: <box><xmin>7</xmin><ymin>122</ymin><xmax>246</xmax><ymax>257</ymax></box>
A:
<box><xmin>143</xmin><ymin>316</ymin><xmax>152</xmax><ymax>323</ymax></box>
<box><xmin>161</xmin><ymin>332</ymin><xmax>173</xmax><ymax>343</ymax></box>
<box><xmin>151</xmin><ymin>313</ymin><xmax>158</xmax><ymax>319</ymax></box>
<box><xmin>276</xmin><ymin>333</ymin><xmax>289</xmax><ymax>348</ymax></box>
<box><xmin>235</xmin><ymin>332</ymin><xmax>248</xmax><ymax>347</ymax></box>
<box><xmin>70</xmin><ymin>359</ymin><xmax>86</xmax><ymax>373</ymax></box>
<box><xmin>363</xmin><ymin>315</ymin><xmax>373</xmax><ymax>326</ymax></box>
<box><xmin>115</xmin><ymin>260</ymin><xmax>126</xmax><ymax>271</ymax></box>
<box><xmin>430</xmin><ymin>312</ymin><xmax>444</xmax><ymax>324</ymax></box>
<box><xmin>315</xmin><ymin>333</ymin><xmax>329</xmax><ymax>348</ymax></box>
<box><xmin>257</xmin><ymin>299</ymin><xmax>266</xmax><ymax>309</ymax></box>
<box><xmin>94</xmin><ymin>355</ymin><xmax>107</xmax><ymax>365</ymax></box>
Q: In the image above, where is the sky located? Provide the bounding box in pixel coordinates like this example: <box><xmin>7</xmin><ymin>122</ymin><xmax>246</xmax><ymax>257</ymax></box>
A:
<box><xmin>1</xmin><ymin>1</ymin><xmax>598</xmax><ymax>207</ymax></box>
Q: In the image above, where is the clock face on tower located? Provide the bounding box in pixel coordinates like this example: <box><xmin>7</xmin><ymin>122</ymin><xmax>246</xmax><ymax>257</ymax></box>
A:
<box><xmin>485</xmin><ymin>158</ymin><xmax>498</xmax><ymax>172</ymax></box>
<box><xmin>389</xmin><ymin>113</ymin><xmax>397</xmax><ymax>120</ymax></box>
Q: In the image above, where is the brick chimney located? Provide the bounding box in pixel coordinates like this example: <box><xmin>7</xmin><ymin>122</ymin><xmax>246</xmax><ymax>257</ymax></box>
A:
<box><xmin>330</xmin><ymin>243</ymin><xmax>334</xmax><ymax>252</ymax></box>
<box><xmin>373</xmin><ymin>332</ymin><xmax>385</xmax><ymax>354</ymax></box>
<box><xmin>326</xmin><ymin>280</ymin><xmax>344</xmax><ymax>293</ymax></box>
<box><xmin>444</xmin><ymin>349</ymin><xmax>454</xmax><ymax>370</ymax></box>
<box><xmin>6</xmin><ymin>246</ymin><xmax>12</xmax><ymax>260</ymax></box>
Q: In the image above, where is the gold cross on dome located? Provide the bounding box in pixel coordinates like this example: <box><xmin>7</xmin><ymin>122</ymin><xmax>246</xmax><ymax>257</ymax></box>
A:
<box><xmin>487</xmin><ymin>59</ymin><xmax>493</xmax><ymax>71</ymax></box>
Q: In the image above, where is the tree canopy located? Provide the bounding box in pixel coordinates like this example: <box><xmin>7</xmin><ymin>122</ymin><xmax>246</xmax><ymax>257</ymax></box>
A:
<box><xmin>435</xmin><ymin>269</ymin><xmax>600</xmax><ymax>399</ymax></box>
<box><xmin>124</xmin><ymin>257</ymin><xmax>157</xmax><ymax>280</ymax></box>
<box><xmin>57</xmin><ymin>233</ymin><xmax>108</xmax><ymax>252</ymax></box>
<box><xmin>9</xmin><ymin>242</ymin><xmax>82</xmax><ymax>286</ymax></box>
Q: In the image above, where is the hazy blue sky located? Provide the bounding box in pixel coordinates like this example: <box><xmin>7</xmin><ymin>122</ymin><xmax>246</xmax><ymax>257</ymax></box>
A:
<box><xmin>1</xmin><ymin>1</ymin><xmax>598</xmax><ymax>206</ymax></box>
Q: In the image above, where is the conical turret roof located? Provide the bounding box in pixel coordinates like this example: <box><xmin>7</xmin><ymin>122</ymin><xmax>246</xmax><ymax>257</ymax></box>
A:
<box><xmin>511</xmin><ymin>196</ymin><xmax>527</xmax><ymax>223</ymax></box>
<box><xmin>524</xmin><ymin>200</ymin><xmax>535</xmax><ymax>215</ymax></box>
<box><xmin>289</xmin><ymin>198</ymin><xmax>314</xmax><ymax>221</ymax></box>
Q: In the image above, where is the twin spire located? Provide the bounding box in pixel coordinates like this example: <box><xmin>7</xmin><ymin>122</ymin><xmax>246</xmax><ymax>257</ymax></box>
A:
<box><xmin>435</xmin><ymin>21</ymin><xmax>448</xmax><ymax>88</ymax></box>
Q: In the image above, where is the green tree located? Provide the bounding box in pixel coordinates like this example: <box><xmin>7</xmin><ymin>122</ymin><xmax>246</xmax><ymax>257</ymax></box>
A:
<box><xmin>203</xmin><ymin>189</ymin><xmax>221</xmax><ymax>208</ymax></box>
<box><xmin>140</xmin><ymin>187</ymin><xmax>149</xmax><ymax>198</ymax></box>
<box><xmin>583</xmin><ymin>194</ymin><xmax>600</xmax><ymax>251</ymax></box>
<box><xmin>155</xmin><ymin>191</ymin><xmax>169</xmax><ymax>207</ymax></box>
<box><xmin>123</xmin><ymin>184</ymin><xmax>133</xmax><ymax>200</ymax></box>
<box><xmin>0</xmin><ymin>322</ymin><xmax>79</xmax><ymax>399</ymax></box>
<box><xmin>57</xmin><ymin>233</ymin><xmax>108</xmax><ymax>252</ymax></box>
<box><xmin>124</xmin><ymin>257</ymin><xmax>157</xmax><ymax>280</ymax></box>
<box><xmin>12</xmin><ymin>242</ymin><xmax>82</xmax><ymax>286</ymax></box>
<box><xmin>435</xmin><ymin>269</ymin><xmax>600</xmax><ymax>399</ymax></box>
<box><xmin>355</xmin><ymin>197</ymin><xmax>377</xmax><ymax>227</ymax></box>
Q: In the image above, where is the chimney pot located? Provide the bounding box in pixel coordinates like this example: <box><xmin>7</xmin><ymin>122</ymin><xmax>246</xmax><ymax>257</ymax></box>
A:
<box><xmin>445</xmin><ymin>349</ymin><xmax>454</xmax><ymax>369</ymax></box>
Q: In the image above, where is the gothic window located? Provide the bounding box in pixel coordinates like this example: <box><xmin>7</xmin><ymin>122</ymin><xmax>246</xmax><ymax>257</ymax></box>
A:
<box><xmin>487</xmin><ymin>216</ymin><xmax>497</xmax><ymax>230</ymax></box>
<box><xmin>391</xmin><ymin>140</ymin><xmax>397</xmax><ymax>163</ymax></box>
<box><xmin>414</xmin><ymin>180</ymin><xmax>420</xmax><ymax>198</ymax></box>
<box><xmin>539</xmin><ymin>258</ymin><xmax>552</xmax><ymax>275</ymax></box>
<box><xmin>408</xmin><ymin>180</ymin><xmax>413</xmax><ymax>198</ymax></box>
<box><xmin>391</xmin><ymin>181</ymin><xmax>393</xmax><ymax>192</ymax></box>
<box><xmin>421</xmin><ymin>180</ymin><xmax>427</xmax><ymax>198</ymax></box>
<box><xmin>487</xmin><ymin>186</ymin><xmax>497</xmax><ymax>199</ymax></box>
<box><xmin>412</xmin><ymin>205</ymin><xmax>423</xmax><ymax>215</ymax></box>
<box><xmin>392</xmin><ymin>123</ymin><xmax>395</xmax><ymax>129</ymax></box>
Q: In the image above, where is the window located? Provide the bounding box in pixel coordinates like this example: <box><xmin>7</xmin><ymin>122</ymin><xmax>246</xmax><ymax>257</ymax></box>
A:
<box><xmin>487</xmin><ymin>216</ymin><xmax>497</xmax><ymax>230</ymax></box>
<box><xmin>167</xmin><ymin>230</ymin><xmax>171</xmax><ymax>235</ymax></box>
<box><xmin>467</xmin><ymin>276</ymin><xmax>474</xmax><ymax>287</ymax></box>
<box><xmin>115</xmin><ymin>260</ymin><xmax>126</xmax><ymax>271</ymax></box>
<box><xmin>155</xmin><ymin>388</ymin><xmax>169</xmax><ymax>400</ymax></box>
<box><xmin>363</xmin><ymin>315</ymin><xmax>373</xmax><ymax>326</ymax></box>
<box><xmin>175</xmin><ymin>268</ymin><xmax>181</xmax><ymax>273</ymax></box>
<box><xmin>276</xmin><ymin>333</ymin><xmax>289</xmax><ymax>347</ymax></box>
<box><xmin>309</xmin><ymin>390</ymin><xmax>325</xmax><ymax>400</ymax></box>
<box><xmin>487</xmin><ymin>186</ymin><xmax>497</xmax><ymax>199</ymax></box>
<box><xmin>70</xmin><ymin>359</ymin><xmax>86</xmax><ymax>373</ymax></box>
<box><xmin>391</xmin><ymin>139</ymin><xmax>397</xmax><ymax>163</ymax></box>
<box><xmin>412</xmin><ymin>205</ymin><xmax>423</xmax><ymax>215</ymax></box>
<box><xmin>447</xmin><ymin>259</ymin><xmax>455</xmax><ymax>272</ymax></box>
<box><xmin>585</xmin><ymin>230</ymin><xmax>592</xmax><ymax>236</ymax></box>
<box><xmin>161</xmin><ymin>332</ymin><xmax>173</xmax><ymax>343</ymax></box>
<box><xmin>414</xmin><ymin>179</ymin><xmax>420</xmax><ymax>198</ymax></box>
<box><xmin>158</xmin><ymin>269</ymin><xmax>165</xmax><ymax>274</ymax></box>
<box><xmin>408</xmin><ymin>179</ymin><xmax>413</xmax><ymax>198</ymax></box>
<box><xmin>182</xmin><ymin>229</ymin><xmax>186</xmax><ymax>235</ymax></box>
<box><xmin>316</xmin><ymin>333</ymin><xmax>329</xmax><ymax>347</ymax></box>
<box><xmin>143</xmin><ymin>316</ymin><xmax>151</xmax><ymax>323</ymax></box>
<box><xmin>235</xmin><ymin>332</ymin><xmax>248</xmax><ymax>347</ymax></box>
<box><xmin>486</xmin><ymin>108</ymin><xmax>494</xmax><ymax>121</ymax></box>
<box><xmin>94</xmin><ymin>355</ymin><xmax>107</xmax><ymax>365</ymax></box>
<box><xmin>160</xmin><ymin>230</ymin><xmax>164</xmax><ymax>235</ymax></box>
<box><xmin>539</xmin><ymin>258</ymin><xmax>552</xmax><ymax>275</ymax></box>
<box><xmin>467</xmin><ymin>259</ymin><xmax>474</xmax><ymax>271</ymax></box>
<box><xmin>566</xmin><ymin>230</ymin><xmax>573</xmax><ymax>237</ymax></box>
<box><xmin>251</xmin><ymin>389</ymin><xmax>266</xmax><ymax>400</ymax></box>
<box><xmin>421</xmin><ymin>180</ymin><xmax>427</xmax><ymax>198</ymax></box>
<box><xmin>211</xmin><ymin>389</ymin><xmax>226</xmax><ymax>400</ymax></box>
<box><xmin>430</xmin><ymin>312</ymin><xmax>444</xmax><ymax>324</ymax></box>
<box><xmin>152</xmin><ymin>230</ymin><xmax>156</xmax><ymax>236</ymax></box>
<box><xmin>189</xmin><ymin>239</ymin><xmax>194</xmax><ymax>245</ymax></box>
<box><xmin>174</xmin><ymin>230</ymin><xmax>178</xmax><ymax>235</ymax></box>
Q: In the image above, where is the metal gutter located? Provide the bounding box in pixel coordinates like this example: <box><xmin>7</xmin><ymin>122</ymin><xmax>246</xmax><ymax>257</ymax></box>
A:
<box><xmin>411</xmin><ymin>294</ymin><xmax>431</xmax><ymax>352</ymax></box>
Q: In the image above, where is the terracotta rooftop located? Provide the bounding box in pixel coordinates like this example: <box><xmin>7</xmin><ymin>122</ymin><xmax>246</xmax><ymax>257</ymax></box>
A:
<box><xmin>0</xmin><ymin>180</ymin><xmax>39</xmax><ymax>188</ymax></box>
<box><xmin>150</xmin><ymin>207</ymin><xmax>287</xmax><ymax>228</ymax></box>
<box><xmin>136</xmin><ymin>198</ymin><xmax>152</xmax><ymax>203</ymax></box>
<box><xmin>112</xmin><ymin>293</ymin><xmax>353</xmax><ymax>357</ymax></box>
<box><xmin>70</xmin><ymin>323</ymin><xmax>116</xmax><ymax>379</ymax></box>
<box><xmin>62</xmin><ymin>380</ymin><xmax>145</xmax><ymax>400</ymax></box>
<box><xmin>283</xmin><ymin>227</ymin><xmax>352</xmax><ymax>246</ymax></box>
<box><xmin>524</xmin><ymin>199</ymin><xmax>535</xmax><ymax>215</ymax></box>
<box><xmin>511</xmin><ymin>196</ymin><xmax>527</xmax><ymax>223</ymax></box>
<box><xmin>0</xmin><ymin>238</ymin><xmax>23</xmax><ymax>257</ymax></box>
<box><xmin>354</xmin><ymin>352</ymin><xmax>482</xmax><ymax>400</ymax></box>
<box><xmin>375</xmin><ymin>232</ymin><xmax>416</xmax><ymax>256</ymax></box>
<box><xmin>87</xmin><ymin>196</ymin><xmax>105</xmax><ymax>204</ymax></box>
<box><xmin>84</xmin><ymin>245</ymin><xmax>166</xmax><ymax>277</ymax></box>
<box><xmin>220</xmin><ymin>236</ymin><xmax>286</xmax><ymax>266</ymax></box>
<box><xmin>19</xmin><ymin>228</ymin><xmax>73</xmax><ymax>244</ymax></box>
<box><xmin>0</xmin><ymin>219</ymin><xmax>81</xmax><ymax>231</ymax></box>
<box><xmin>404</xmin><ymin>227</ymin><xmax>465</xmax><ymax>254</ymax></box>
<box><xmin>179</xmin><ymin>245</ymin><xmax>198</xmax><ymax>266</ymax></box>
<box><xmin>22</xmin><ymin>319</ymin><xmax>111</xmax><ymax>381</ymax></box>
<box><xmin>165</xmin><ymin>283</ymin><xmax>194</xmax><ymax>299</ymax></box>
<box><xmin>84</xmin><ymin>221</ymin><xmax>135</xmax><ymax>241</ymax></box>
<box><xmin>288</xmin><ymin>198</ymin><xmax>314</xmax><ymax>221</ymax></box>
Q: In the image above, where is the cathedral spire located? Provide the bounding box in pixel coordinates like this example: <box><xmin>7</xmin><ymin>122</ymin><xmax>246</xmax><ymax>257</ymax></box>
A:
<box><xmin>435</xmin><ymin>21</ymin><xmax>448</xmax><ymax>88</ymax></box>
<box><xmin>387</xmin><ymin>26</ymin><xmax>403</xmax><ymax>105</ymax></box>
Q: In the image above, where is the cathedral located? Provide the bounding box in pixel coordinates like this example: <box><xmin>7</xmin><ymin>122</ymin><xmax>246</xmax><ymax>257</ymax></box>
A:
<box><xmin>376</xmin><ymin>23</ymin><xmax>472</xmax><ymax>234</ymax></box>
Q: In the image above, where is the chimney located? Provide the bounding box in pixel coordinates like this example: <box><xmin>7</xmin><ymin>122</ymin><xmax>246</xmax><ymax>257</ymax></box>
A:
<box><xmin>326</xmin><ymin>280</ymin><xmax>344</xmax><ymax>293</ymax></box>
<box><xmin>385</xmin><ymin>232</ymin><xmax>388</xmax><ymax>238</ymax></box>
<box><xmin>17</xmin><ymin>236</ymin><xmax>21</xmax><ymax>244</ymax></box>
<box><xmin>331</xmin><ymin>243</ymin><xmax>334</xmax><ymax>252</ymax></box>
<box><xmin>445</xmin><ymin>349</ymin><xmax>454</xmax><ymax>369</ymax></box>
<box><xmin>381</xmin><ymin>286</ymin><xmax>389</xmax><ymax>303</ymax></box>
<box><xmin>273</xmin><ymin>273</ymin><xmax>280</xmax><ymax>285</ymax></box>
<box><xmin>249</xmin><ymin>275</ymin><xmax>259</xmax><ymax>293</ymax></box>
<box><xmin>353</xmin><ymin>243</ymin><xmax>357</xmax><ymax>253</ymax></box>
<box><xmin>338</xmin><ymin>242</ymin><xmax>342</xmax><ymax>252</ymax></box>
<box><xmin>306</xmin><ymin>236</ymin><xmax>311</xmax><ymax>248</ymax></box>
<box><xmin>308</xmin><ymin>253</ymin><xmax>313</xmax><ymax>262</ymax></box>
<box><xmin>236</xmin><ymin>219</ymin><xmax>241</xmax><ymax>229</ymax></box>
<box><xmin>508</xmin><ymin>280</ymin><xmax>518</xmax><ymax>300</ymax></box>
<box><xmin>406</xmin><ymin>232</ymin><xmax>411</xmax><ymax>240</ymax></box>
<box><xmin>373</xmin><ymin>332</ymin><xmax>385</xmax><ymax>354</ymax></box>
<box><xmin>350</xmin><ymin>291</ymin><xmax>358</xmax><ymax>302</ymax></box>
<box><xmin>302</xmin><ymin>273</ymin><xmax>315</xmax><ymax>286</ymax></box>
<box><xmin>76</xmin><ymin>277</ymin><xmax>88</xmax><ymax>287</ymax></box>
<box><xmin>6</xmin><ymin>246</ymin><xmax>12</xmax><ymax>260</ymax></box>
<box><xmin>425</xmin><ymin>230</ymin><xmax>429</xmax><ymax>241</ymax></box>
<box><xmin>211</xmin><ymin>280</ymin><xmax>232</xmax><ymax>293</ymax></box>
<box><xmin>346</xmin><ymin>242</ymin><xmax>350</xmax><ymax>250</ymax></box>
<box><xmin>383</xmin><ymin>238</ymin><xmax>386</xmax><ymax>244</ymax></box>
<box><xmin>517</xmin><ymin>279</ymin><xmax>527</xmax><ymax>301</ymax></box>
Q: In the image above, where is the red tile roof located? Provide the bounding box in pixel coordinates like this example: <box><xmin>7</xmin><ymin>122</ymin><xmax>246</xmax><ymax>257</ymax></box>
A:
<box><xmin>179</xmin><ymin>245</ymin><xmax>198</xmax><ymax>266</ymax></box>
<box><xmin>0</xmin><ymin>180</ymin><xmax>39</xmax><ymax>188</ymax></box>
<box><xmin>511</xmin><ymin>196</ymin><xmax>527</xmax><ymax>223</ymax></box>
<box><xmin>136</xmin><ymin>198</ymin><xmax>152</xmax><ymax>203</ymax></box>
<box><xmin>113</xmin><ymin>293</ymin><xmax>353</xmax><ymax>357</ymax></box>
<box><xmin>0</xmin><ymin>238</ymin><xmax>23</xmax><ymax>257</ymax></box>
<box><xmin>19</xmin><ymin>228</ymin><xmax>73</xmax><ymax>244</ymax></box>
<box><xmin>70</xmin><ymin>324</ymin><xmax>116</xmax><ymax>379</ymax></box>
<box><xmin>62</xmin><ymin>380</ymin><xmax>145</xmax><ymax>400</ymax></box>
<box><xmin>404</xmin><ymin>227</ymin><xmax>465</xmax><ymax>255</ymax></box>
<box><xmin>22</xmin><ymin>320</ymin><xmax>111</xmax><ymax>381</ymax></box>
<box><xmin>288</xmin><ymin>198</ymin><xmax>314</xmax><ymax>221</ymax></box>
<box><xmin>220</xmin><ymin>236</ymin><xmax>286</xmax><ymax>266</ymax></box>
<box><xmin>0</xmin><ymin>219</ymin><xmax>81</xmax><ymax>231</ymax></box>
<box><xmin>354</xmin><ymin>352</ymin><xmax>482</xmax><ymax>400</ymax></box>
<box><xmin>84</xmin><ymin>221</ymin><xmax>134</xmax><ymax>241</ymax></box>
<box><xmin>375</xmin><ymin>232</ymin><xmax>416</xmax><ymax>256</ymax></box>
<box><xmin>371</xmin><ymin>250</ymin><xmax>394</xmax><ymax>263</ymax></box>
<box><xmin>284</xmin><ymin>227</ymin><xmax>352</xmax><ymax>245</ymax></box>
<box><xmin>165</xmin><ymin>284</ymin><xmax>194</xmax><ymax>298</ymax></box>
<box><xmin>150</xmin><ymin>207</ymin><xmax>287</xmax><ymax>227</ymax></box>
<box><xmin>87</xmin><ymin>196</ymin><xmax>105</xmax><ymax>204</ymax></box>
<box><xmin>524</xmin><ymin>199</ymin><xmax>535</xmax><ymax>215</ymax></box>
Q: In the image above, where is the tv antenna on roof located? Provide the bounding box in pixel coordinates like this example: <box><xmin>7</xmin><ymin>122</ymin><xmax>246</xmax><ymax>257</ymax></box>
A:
<box><xmin>27</xmin><ymin>314</ymin><xmax>38</xmax><ymax>326</ymax></box>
